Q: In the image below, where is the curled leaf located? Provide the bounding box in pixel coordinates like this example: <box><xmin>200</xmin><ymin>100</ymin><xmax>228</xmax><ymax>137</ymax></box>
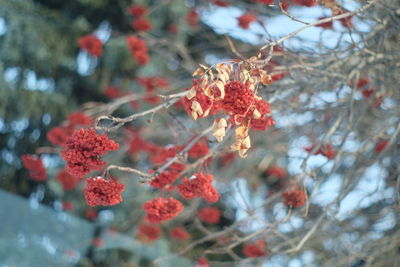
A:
<box><xmin>186</xmin><ymin>87</ymin><xmax>197</xmax><ymax>100</ymax></box>
<box><xmin>191</xmin><ymin>100</ymin><xmax>203</xmax><ymax>120</ymax></box>
<box><xmin>212</xmin><ymin>118</ymin><xmax>228</xmax><ymax>142</ymax></box>
<box><xmin>253</xmin><ymin>109</ymin><xmax>261</xmax><ymax>119</ymax></box>
<box><xmin>192</xmin><ymin>68</ymin><xmax>204</xmax><ymax>76</ymax></box>
<box><xmin>214</xmin><ymin>81</ymin><xmax>225</xmax><ymax>100</ymax></box>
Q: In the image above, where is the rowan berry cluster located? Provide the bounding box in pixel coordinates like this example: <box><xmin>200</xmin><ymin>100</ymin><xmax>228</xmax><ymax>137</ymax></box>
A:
<box><xmin>21</xmin><ymin>154</ymin><xmax>47</xmax><ymax>181</ymax></box>
<box><xmin>136</xmin><ymin>223</ymin><xmax>162</xmax><ymax>244</ymax></box>
<box><xmin>197</xmin><ymin>207</ymin><xmax>221</xmax><ymax>224</ymax></box>
<box><xmin>126</xmin><ymin>36</ymin><xmax>149</xmax><ymax>65</ymax></box>
<box><xmin>56</xmin><ymin>169</ymin><xmax>82</xmax><ymax>191</ymax></box>
<box><xmin>183</xmin><ymin>63</ymin><xmax>275</xmax><ymax>157</ymax></box>
<box><xmin>178</xmin><ymin>173</ymin><xmax>220</xmax><ymax>203</ymax></box>
<box><xmin>47</xmin><ymin>112</ymin><xmax>92</xmax><ymax>147</ymax></box>
<box><xmin>84</xmin><ymin>177</ymin><xmax>125</xmax><ymax>207</ymax></box>
<box><xmin>78</xmin><ymin>34</ymin><xmax>103</xmax><ymax>57</ymax></box>
<box><xmin>143</xmin><ymin>197</ymin><xmax>184</xmax><ymax>223</ymax></box>
<box><xmin>61</xmin><ymin>128</ymin><xmax>119</xmax><ymax>177</ymax></box>
<box><xmin>282</xmin><ymin>189</ymin><xmax>307</xmax><ymax>208</ymax></box>
<box><xmin>305</xmin><ymin>143</ymin><xmax>336</xmax><ymax>159</ymax></box>
<box><xmin>242</xmin><ymin>240</ymin><xmax>268</xmax><ymax>258</ymax></box>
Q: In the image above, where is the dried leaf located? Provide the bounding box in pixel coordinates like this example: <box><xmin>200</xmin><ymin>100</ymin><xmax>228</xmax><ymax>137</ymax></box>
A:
<box><xmin>203</xmin><ymin>106</ymin><xmax>211</xmax><ymax>118</ymax></box>
<box><xmin>231</xmin><ymin>132</ymin><xmax>251</xmax><ymax>158</ymax></box>
<box><xmin>186</xmin><ymin>87</ymin><xmax>197</xmax><ymax>100</ymax></box>
<box><xmin>209</xmin><ymin>70</ymin><xmax>215</xmax><ymax>80</ymax></box>
<box><xmin>216</xmin><ymin>63</ymin><xmax>225</xmax><ymax>72</ymax></box>
<box><xmin>203</xmin><ymin>86</ymin><xmax>212</xmax><ymax>97</ymax></box>
<box><xmin>191</xmin><ymin>101</ymin><xmax>203</xmax><ymax>120</ymax></box>
<box><xmin>192</xmin><ymin>68</ymin><xmax>204</xmax><ymax>76</ymax></box>
<box><xmin>200</xmin><ymin>75</ymin><xmax>209</xmax><ymax>88</ymax></box>
<box><xmin>199</xmin><ymin>64</ymin><xmax>209</xmax><ymax>70</ymax></box>
<box><xmin>214</xmin><ymin>81</ymin><xmax>225</xmax><ymax>99</ymax></box>
<box><xmin>235</xmin><ymin>126</ymin><xmax>248</xmax><ymax>139</ymax></box>
<box><xmin>212</xmin><ymin>118</ymin><xmax>227</xmax><ymax>142</ymax></box>
<box><xmin>192</xmin><ymin>111</ymin><xmax>198</xmax><ymax>120</ymax></box>
<box><xmin>253</xmin><ymin>109</ymin><xmax>261</xmax><ymax>119</ymax></box>
<box><xmin>260</xmin><ymin>73</ymin><xmax>272</xmax><ymax>86</ymax></box>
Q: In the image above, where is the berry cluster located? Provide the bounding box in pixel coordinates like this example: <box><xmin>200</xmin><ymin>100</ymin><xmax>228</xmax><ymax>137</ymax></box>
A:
<box><xmin>242</xmin><ymin>240</ymin><xmax>268</xmax><ymax>258</ymax></box>
<box><xmin>143</xmin><ymin>197</ymin><xmax>184</xmax><ymax>223</ymax></box>
<box><xmin>21</xmin><ymin>154</ymin><xmax>47</xmax><ymax>181</ymax></box>
<box><xmin>178</xmin><ymin>173</ymin><xmax>220</xmax><ymax>203</ymax></box>
<box><xmin>127</xmin><ymin>36</ymin><xmax>149</xmax><ymax>65</ymax></box>
<box><xmin>78</xmin><ymin>34</ymin><xmax>103</xmax><ymax>57</ymax></box>
<box><xmin>128</xmin><ymin>4</ymin><xmax>152</xmax><ymax>32</ymax></box>
<box><xmin>61</xmin><ymin>128</ymin><xmax>119</xmax><ymax>177</ymax></box>
<box><xmin>305</xmin><ymin>143</ymin><xmax>336</xmax><ymax>159</ymax></box>
<box><xmin>84</xmin><ymin>177</ymin><xmax>125</xmax><ymax>207</ymax></box>
<box><xmin>197</xmin><ymin>207</ymin><xmax>221</xmax><ymax>224</ymax></box>
<box><xmin>282</xmin><ymin>189</ymin><xmax>307</xmax><ymax>208</ymax></box>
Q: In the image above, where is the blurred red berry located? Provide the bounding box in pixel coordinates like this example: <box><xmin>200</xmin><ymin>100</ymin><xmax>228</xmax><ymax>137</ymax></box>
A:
<box><xmin>21</xmin><ymin>154</ymin><xmax>47</xmax><ymax>181</ymax></box>
<box><xmin>78</xmin><ymin>34</ymin><xmax>103</xmax><ymax>57</ymax></box>
<box><xmin>143</xmin><ymin>197</ymin><xmax>184</xmax><ymax>223</ymax></box>
<box><xmin>67</xmin><ymin>112</ymin><xmax>92</xmax><ymax>126</ymax></box>
<box><xmin>132</xmin><ymin>18</ymin><xmax>152</xmax><ymax>32</ymax></box>
<box><xmin>237</xmin><ymin>14</ymin><xmax>257</xmax><ymax>29</ymax></box>
<box><xmin>197</xmin><ymin>207</ymin><xmax>221</xmax><ymax>224</ymax></box>
<box><xmin>137</xmin><ymin>223</ymin><xmax>162</xmax><ymax>243</ymax></box>
<box><xmin>266</xmin><ymin>166</ymin><xmax>287</xmax><ymax>179</ymax></box>
<box><xmin>128</xmin><ymin>5</ymin><xmax>147</xmax><ymax>17</ymax></box>
<box><xmin>243</xmin><ymin>240</ymin><xmax>268</xmax><ymax>258</ymax></box>
<box><xmin>56</xmin><ymin>169</ymin><xmax>82</xmax><ymax>191</ymax></box>
<box><xmin>317</xmin><ymin>17</ymin><xmax>333</xmax><ymax>29</ymax></box>
<box><xmin>169</xmin><ymin>226</ymin><xmax>191</xmax><ymax>240</ymax></box>
<box><xmin>282</xmin><ymin>189</ymin><xmax>306</xmax><ymax>208</ymax></box>
<box><xmin>374</xmin><ymin>140</ymin><xmax>389</xmax><ymax>153</ymax></box>
<box><xmin>186</xmin><ymin>9</ymin><xmax>199</xmax><ymax>27</ymax></box>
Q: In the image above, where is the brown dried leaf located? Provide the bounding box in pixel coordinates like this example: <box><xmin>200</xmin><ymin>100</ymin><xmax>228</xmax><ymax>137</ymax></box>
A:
<box><xmin>216</xmin><ymin>63</ymin><xmax>225</xmax><ymax>72</ymax></box>
<box><xmin>253</xmin><ymin>109</ymin><xmax>261</xmax><ymax>119</ymax></box>
<box><xmin>200</xmin><ymin>75</ymin><xmax>209</xmax><ymax>89</ymax></box>
<box><xmin>199</xmin><ymin>64</ymin><xmax>209</xmax><ymax>70</ymax></box>
<box><xmin>203</xmin><ymin>106</ymin><xmax>211</xmax><ymax>118</ymax></box>
<box><xmin>209</xmin><ymin>70</ymin><xmax>215</xmax><ymax>81</ymax></box>
<box><xmin>235</xmin><ymin>126</ymin><xmax>248</xmax><ymax>139</ymax></box>
<box><xmin>214</xmin><ymin>80</ymin><xmax>225</xmax><ymax>99</ymax></box>
<box><xmin>203</xmin><ymin>86</ymin><xmax>212</xmax><ymax>97</ymax></box>
<box><xmin>192</xmin><ymin>68</ymin><xmax>204</xmax><ymax>77</ymax></box>
<box><xmin>212</xmin><ymin>118</ymin><xmax>228</xmax><ymax>142</ymax></box>
<box><xmin>186</xmin><ymin>87</ymin><xmax>197</xmax><ymax>100</ymax></box>
<box><xmin>231</xmin><ymin>132</ymin><xmax>251</xmax><ymax>158</ymax></box>
<box><xmin>191</xmin><ymin>111</ymin><xmax>198</xmax><ymax>120</ymax></box>
<box><xmin>260</xmin><ymin>73</ymin><xmax>272</xmax><ymax>86</ymax></box>
<box><xmin>191</xmin><ymin>101</ymin><xmax>203</xmax><ymax>120</ymax></box>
